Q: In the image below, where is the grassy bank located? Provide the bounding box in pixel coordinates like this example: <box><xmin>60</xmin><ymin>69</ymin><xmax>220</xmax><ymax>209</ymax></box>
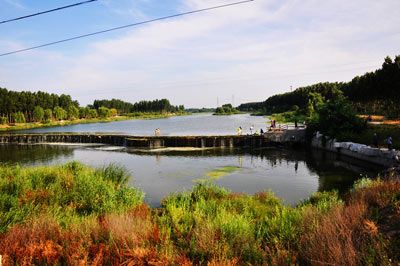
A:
<box><xmin>269</xmin><ymin>110</ymin><xmax>308</xmax><ymax>124</ymax></box>
<box><xmin>0</xmin><ymin>163</ymin><xmax>399</xmax><ymax>265</ymax></box>
<box><xmin>345</xmin><ymin>124</ymin><xmax>400</xmax><ymax>150</ymax></box>
<box><xmin>0</xmin><ymin>112</ymin><xmax>186</xmax><ymax>132</ymax></box>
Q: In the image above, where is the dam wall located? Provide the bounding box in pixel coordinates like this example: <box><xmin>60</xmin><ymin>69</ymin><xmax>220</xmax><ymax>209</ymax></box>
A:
<box><xmin>0</xmin><ymin>130</ymin><xmax>306</xmax><ymax>149</ymax></box>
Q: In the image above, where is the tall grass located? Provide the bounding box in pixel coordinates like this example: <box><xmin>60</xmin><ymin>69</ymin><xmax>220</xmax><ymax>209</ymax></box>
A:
<box><xmin>0</xmin><ymin>162</ymin><xmax>143</xmax><ymax>233</ymax></box>
<box><xmin>0</xmin><ymin>163</ymin><xmax>399</xmax><ymax>265</ymax></box>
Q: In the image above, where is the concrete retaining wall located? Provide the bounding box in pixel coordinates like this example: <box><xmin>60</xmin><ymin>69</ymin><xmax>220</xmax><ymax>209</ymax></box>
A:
<box><xmin>311</xmin><ymin>132</ymin><xmax>400</xmax><ymax>167</ymax></box>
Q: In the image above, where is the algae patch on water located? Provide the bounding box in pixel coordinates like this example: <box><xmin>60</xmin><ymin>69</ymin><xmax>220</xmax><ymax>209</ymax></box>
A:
<box><xmin>195</xmin><ymin>166</ymin><xmax>241</xmax><ymax>182</ymax></box>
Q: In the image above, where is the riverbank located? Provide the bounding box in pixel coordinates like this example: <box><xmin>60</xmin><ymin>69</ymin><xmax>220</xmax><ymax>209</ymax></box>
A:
<box><xmin>0</xmin><ymin>162</ymin><xmax>398</xmax><ymax>265</ymax></box>
<box><xmin>0</xmin><ymin>112</ymin><xmax>186</xmax><ymax>132</ymax></box>
<box><xmin>267</xmin><ymin>111</ymin><xmax>400</xmax><ymax>150</ymax></box>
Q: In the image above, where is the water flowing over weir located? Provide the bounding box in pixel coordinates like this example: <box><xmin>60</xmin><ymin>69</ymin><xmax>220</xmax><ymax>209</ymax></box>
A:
<box><xmin>0</xmin><ymin>130</ymin><xmax>306</xmax><ymax>148</ymax></box>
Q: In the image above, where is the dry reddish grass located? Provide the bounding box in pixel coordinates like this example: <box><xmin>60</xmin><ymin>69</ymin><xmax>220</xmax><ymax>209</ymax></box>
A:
<box><xmin>358</xmin><ymin>114</ymin><xmax>400</xmax><ymax>124</ymax></box>
<box><xmin>0</xmin><ymin>204</ymin><xmax>184</xmax><ymax>265</ymax></box>
<box><xmin>350</xmin><ymin>180</ymin><xmax>400</xmax><ymax>208</ymax></box>
<box><xmin>359</xmin><ymin>115</ymin><xmax>385</xmax><ymax>121</ymax></box>
<box><xmin>300</xmin><ymin>203</ymin><xmax>367</xmax><ymax>266</ymax></box>
<box><xmin>299</xmin><ymin>181</ymin><xmax>400</xmax><ymax>266</ymax></box>
<box><xmin>0</xmin><ymin>218</ymin><xmax>64</xmax><ymax>266</ymax></box>
<box><xmin>382</xmin><ymin>120</ymin><xmax>400</xmax><ymax>125</ymax></box>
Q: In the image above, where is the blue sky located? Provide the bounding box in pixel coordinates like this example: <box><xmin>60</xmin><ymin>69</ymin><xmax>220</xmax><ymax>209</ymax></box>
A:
<box><xmin>0</xmin><ymin>0</ymin><xmax>399</xmax><ymax>107</ymax></box>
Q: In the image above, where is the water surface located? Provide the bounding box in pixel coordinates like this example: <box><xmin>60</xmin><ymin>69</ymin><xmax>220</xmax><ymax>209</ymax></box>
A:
<box><xmin>0</xmin><ymin>144</ymin><xmax>381</xmax><ymax>207</ymax></box>
<box><xmin>18</xmin><ymin>113</ymin><xmax>268</xmax><ymax>136</ymax></box>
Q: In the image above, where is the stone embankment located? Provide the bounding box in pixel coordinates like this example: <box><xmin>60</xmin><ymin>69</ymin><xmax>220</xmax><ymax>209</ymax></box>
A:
<box><xmin>312</xmin><ymin>132</ymin><xmax>400</xmax><ymax>167</ymax></box>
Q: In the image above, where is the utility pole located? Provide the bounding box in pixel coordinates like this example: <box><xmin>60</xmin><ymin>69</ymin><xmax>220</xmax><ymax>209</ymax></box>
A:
<box><xmin>232</xmin><ymin>95</ymin><xmax>235</xmax><ymax>106</ymax></box>
<box><xmin>217</xmin><ymin>97</ymin><xmax>219</xmax><ymax>107</ymax></box>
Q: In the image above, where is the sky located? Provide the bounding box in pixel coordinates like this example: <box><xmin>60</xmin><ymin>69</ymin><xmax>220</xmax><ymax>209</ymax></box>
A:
<box><xmin>0</xmin><ymin>0</ymin><xmax>399</xmax><ymax>108</ymax></box>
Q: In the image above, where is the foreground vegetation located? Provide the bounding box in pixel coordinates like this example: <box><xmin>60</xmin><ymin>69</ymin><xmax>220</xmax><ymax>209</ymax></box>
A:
<box><xmin>0</xmin><ymin>163</ymin><xmax>399</xmax><ymax>265</ymax></box>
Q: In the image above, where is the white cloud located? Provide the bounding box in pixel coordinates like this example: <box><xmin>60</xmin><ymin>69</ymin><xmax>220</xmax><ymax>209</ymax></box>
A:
<box><xmin>1</xmin><ymin>0</ymin><xmax>400</xmax><ymax>107</ymax></box>
<box><xmin>4</xmin><ymin>0</ymin><xmax>25</xmax><ymax>9</ymax></box>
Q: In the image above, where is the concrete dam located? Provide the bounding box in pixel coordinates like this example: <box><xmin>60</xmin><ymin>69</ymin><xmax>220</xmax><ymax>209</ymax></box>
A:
<box><xmin>0</xmin><ymin>129</ymin><xmax>306</xmax><ymax>149</ymax></box>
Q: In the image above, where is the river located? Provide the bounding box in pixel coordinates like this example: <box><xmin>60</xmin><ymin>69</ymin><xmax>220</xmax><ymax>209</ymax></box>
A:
<box><xmin>18</xmin><ymin>113</ymin><xmax>269</xmax><ymax>135</ymax></box>
<box><xmin>1</xmin><ymin>113</ymin><xmax>382</xmax><ymax>206</ymax></box>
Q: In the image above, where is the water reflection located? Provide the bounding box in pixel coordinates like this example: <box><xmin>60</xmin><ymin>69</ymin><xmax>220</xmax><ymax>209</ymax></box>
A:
<box><xmin>0</xmin><ymin>144</ymin><xmax>74</xmax><ymax>166</ymax></box>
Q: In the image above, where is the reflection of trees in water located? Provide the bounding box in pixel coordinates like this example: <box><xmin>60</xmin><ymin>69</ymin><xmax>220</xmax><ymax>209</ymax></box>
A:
<box><xmin>303</xmin><ymin>149</ymin><xmax>382</xmax><ymax>193</ymax></box>
<box><xmin>0</xmin><ymin>144</ymin><xmax>74</xmax><ymax>165</ymax></box>
<box><xmin>135</xmin><ymin>147</ymin><xmax>381</xmax><ymax>194</ymax></box>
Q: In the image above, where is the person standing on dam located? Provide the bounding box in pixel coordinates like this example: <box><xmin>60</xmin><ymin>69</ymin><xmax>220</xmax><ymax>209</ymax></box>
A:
<box><xmin>237</xmin><ymin>127</ymin><xmax>242</xmax><ymax>135</ymax></box>
<box><xmin>386</xmin><ymin>136</ymin><xmax>393</xmax><ymax>150</ymax></box>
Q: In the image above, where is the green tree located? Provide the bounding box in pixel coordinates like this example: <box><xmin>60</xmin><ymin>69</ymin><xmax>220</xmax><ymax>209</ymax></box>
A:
<box><xmin>67</xmin><ymin>105</ymin><xmax>79</xmax><ymax>120</ymax></box>
<box><xmin>43</xmin><ymin>109</ymin><xmax>53</xmax><ymax>123</ymax></box>
<box><xmin>307</xmin><ymin>95</ymin><xmax>364</xmax><ymax>141</ymax></box>
<box><xmin>306</xmin><ymin>92</ymin><xmax>324</xmax><ymax>118</ymax></box>
<box><xmin>33</xmin><ymin>106</ymin><xmax>44</xmax><ymax>122</ymax></box>
<box><xmin>79</xmin><ymin>107</ymin><xmax>89</xmax><ymax>119</ymax></box>
<box><xmin>12</xmin><ymin>112</ymin><xmax>26</xmax><ymax>123</ymax></box>
<box><xmin>109</xmin><ymin>108</ymin><xmax>118</xmax><ymax>117</ymax></box>
<box><xmin>88</xmin><ymin>109</ymin><xmax>98</xmax><ymax>118</ymax></box>
<box><xmin>54</xmin><ymin>106</ymin><xmax>67</xmax><ymax>121</ymax></box>
<box><xmin>0</xmin><ymin>117</ymin><xmax>7</xmax><ymax>125</ymax></box>
<box><xmin>98</xmin><ymin>106</ymin><xmax>110</xmax><ymax>118</ymax></box>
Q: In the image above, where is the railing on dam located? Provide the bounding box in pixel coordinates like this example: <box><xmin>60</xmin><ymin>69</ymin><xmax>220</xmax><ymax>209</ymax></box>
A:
<box><xmin>0</xmin><ymin>130</ymin><xmax>306</xmax><ymax>148</ymax></box>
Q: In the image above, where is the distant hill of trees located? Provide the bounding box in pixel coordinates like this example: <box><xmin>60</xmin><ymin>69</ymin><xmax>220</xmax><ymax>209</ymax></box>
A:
<box><xmin>238</xmin><ymin>55</ymin><xmax>400</xmax><ymax>118</ymax></box>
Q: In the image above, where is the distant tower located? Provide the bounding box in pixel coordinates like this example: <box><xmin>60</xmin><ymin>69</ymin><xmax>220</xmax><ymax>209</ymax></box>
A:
<box><xmin>232</xmin><ymin>95</ymin><xmax>235</xmax><ymax>106</ymax></box>
<box><xmin>217</xmin><ymin>97</ymin><xmax>219</xmax><ymax>107</ymax></box>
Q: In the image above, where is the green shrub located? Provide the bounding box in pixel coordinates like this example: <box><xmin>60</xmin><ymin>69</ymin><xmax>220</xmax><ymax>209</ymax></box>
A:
<box><xmin>67</xmin><ymin>105</ymin><xmax>79</xmax><ymax>120</ymax></box>
<box><xmin>11</xmin><ymin>112</ymin><xmax>26</xmax><ymax>123</ymax></box>
<box><xmin>98</xmin><ymin>106</ymin><xmax>111</xmax><ymax>118</ymax></box>
<box><xmin>43</xmin><ymin>109</ymin><xmax>53</xmax><ymax>123</ymax></box>
<box><xmin>53</xmin><ymin>106</ymin><xmax>67</xmax><ymax>121</ymax></box>
<box><xmin>33</xmin><ymin>106</ymin><xmax>44</xmax><ymax>122</ymax></box>
<box><xmin>0</xmin><ymin>117</ymin><xmax>7</xmax><ymax>125</ymax></box>
<box><xmin>159</xmin><ymin>183</ymin><xmax>299</xmax><ymax>264</ymax></box>
<box><xmin>0</xmin><ymin>162</ymin><xmax>143</xmax><ymax>232</ymax></box>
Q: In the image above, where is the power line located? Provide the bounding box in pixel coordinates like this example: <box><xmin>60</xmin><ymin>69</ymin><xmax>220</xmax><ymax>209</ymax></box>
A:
<box><xmin>0</xmin><ymin>0</ymin><xmax>255</xmax><ymax>57</ymax></box>
<box><xmin>0</xmin><ymin>0</ymin><xmax>99</xmax><ymax>25</ymax></box>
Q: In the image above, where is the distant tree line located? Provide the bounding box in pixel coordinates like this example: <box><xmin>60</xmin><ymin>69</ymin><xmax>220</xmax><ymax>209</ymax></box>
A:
<box><xmin>0</xmin><ymin>89</ymin><xmax>80</xmax><ymax>124</ymax></box>
<box><xmin>92</xmin><ymin>98</ymin><xmax>184</xmax><ymax>114</ymax></box>
<box><xmin>238</xmin><ymin>55</ymin><xmax>400</xmax><ymax>118</ymax></box>
<box><xmin>0</xmin><ymin>88</ymin><xmax>184</xmax><ymax>125</ymax></box>
<box><xmin>214</xmin><ymin>104</ymin><xmax>240</xmax><ymax>115</ymax></box>
<box><xmin>186</xmin><ymin>108</ymin><xmax>216</xmax><ymax>113</ymax></box>
<box><xmin>92</xmin><ymin>99</ymin><xmax>133</xmax><ymax>114</ymax></box>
